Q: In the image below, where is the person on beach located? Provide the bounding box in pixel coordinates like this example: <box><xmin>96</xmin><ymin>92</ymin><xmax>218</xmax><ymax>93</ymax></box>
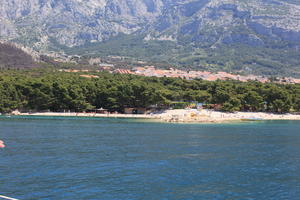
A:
<box><xmin>0</xmin><ymin>140</ymin><xmax>5</xmax><ymax>148</ymax></box>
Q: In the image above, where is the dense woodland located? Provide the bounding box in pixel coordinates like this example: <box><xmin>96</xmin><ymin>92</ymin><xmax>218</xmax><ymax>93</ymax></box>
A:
<box><xmin>0</xmin><ymin>69</ymin><xmax>300</xmax><ymax>114</ymax></box>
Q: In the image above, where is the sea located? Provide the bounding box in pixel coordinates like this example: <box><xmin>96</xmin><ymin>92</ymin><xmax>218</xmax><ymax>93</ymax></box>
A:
<box><xmin>0</xmin><ymin>116</ymin><xmax>300</xmax><ymax>200</ymax></box>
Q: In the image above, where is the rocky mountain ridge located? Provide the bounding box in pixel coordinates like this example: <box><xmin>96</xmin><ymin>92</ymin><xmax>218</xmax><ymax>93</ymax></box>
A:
<box><xmin>1</xmin><ymin>0</ymin><xmax>300</xmax><ymax>49</ymax></box>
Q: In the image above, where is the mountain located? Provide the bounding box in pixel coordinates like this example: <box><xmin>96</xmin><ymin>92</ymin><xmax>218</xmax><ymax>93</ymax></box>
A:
<box><xmin>1</xmin><ymin>0</ymin><xmax>300</xmax><ymax>77</ymax></box>
<box><xmin>0</xmin><ymin>42</ymin><xmax>39</xmax><ymax>69</ymax></box>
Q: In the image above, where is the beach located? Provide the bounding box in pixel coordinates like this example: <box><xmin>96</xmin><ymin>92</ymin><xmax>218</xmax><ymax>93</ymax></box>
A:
<box><xmin>14</xmin><ymin>111</ymin><xmax>155</xmax><ymax>119</ymax></box>
<box><xmin>156</xmin><ymin>109</ymin><xmax>300</xmax><ymax>123</ymax></box>
<box><xmin>12</xmin><ymin>109</ymin><xmax>300</xmax><ymax>123</ymax></box>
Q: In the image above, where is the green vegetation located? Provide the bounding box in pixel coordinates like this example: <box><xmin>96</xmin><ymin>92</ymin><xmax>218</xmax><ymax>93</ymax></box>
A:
<box><xmin>1</xmin><ymin>69</ymin><xmax>300</xmax><ymax>114</ymax></box>
<box><xmin>57</xmin><ymin>34</ymin><xmax>300</xmax><ymax>78</ymax></box>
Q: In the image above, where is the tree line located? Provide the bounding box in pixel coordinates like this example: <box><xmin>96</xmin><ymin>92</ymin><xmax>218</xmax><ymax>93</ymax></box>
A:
<box><xmin>0</xmin><ymin>69</ymin><xmax>300</xmax><ymax>114</ymax></box>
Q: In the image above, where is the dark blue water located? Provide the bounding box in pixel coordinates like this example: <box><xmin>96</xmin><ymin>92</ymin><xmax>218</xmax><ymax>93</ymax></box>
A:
<box><xmin>1</xmin><ymin>116</ymin><xmax>300</xmax><ymax>200</ymax></box>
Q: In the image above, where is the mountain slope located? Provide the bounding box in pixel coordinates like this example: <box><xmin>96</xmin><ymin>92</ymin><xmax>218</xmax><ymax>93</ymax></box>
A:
<box><xmin>0</xmin><ymin>42</ymin><xmax>38</xmax><ymax>69</ymax></box>
<box><xmin>1</xmin><ymin>0</ymin><xmax>300</xmax><ymax>76</ymax></box>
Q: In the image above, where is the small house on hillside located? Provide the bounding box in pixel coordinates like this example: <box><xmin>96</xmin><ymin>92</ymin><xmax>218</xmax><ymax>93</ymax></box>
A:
<box><xmin>204</xmin><ymin>104</ymin><xmax>222</xmax><ymax>110</ymax></box>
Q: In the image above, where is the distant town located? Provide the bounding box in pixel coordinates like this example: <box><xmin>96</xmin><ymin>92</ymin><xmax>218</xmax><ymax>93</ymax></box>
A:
<box><xmin>60</xmin><ymin>65</ymin><xmax>300</xmax><ymax>84</ymax></box>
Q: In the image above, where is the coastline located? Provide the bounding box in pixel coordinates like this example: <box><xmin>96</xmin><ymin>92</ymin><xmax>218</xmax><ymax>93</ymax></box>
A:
<box><xmin>157</xmin><ymin>109</ymin><xmax>300</xmax><ymax>123</ymax></box>
<box><xmin>9</xmin><ymin>109</ymin><xmax>300</xmax><ymax>123</ymax></box>
<box><xmin>15</xmin><ymin>112</ymin><xmax>156</xmax><ymax>119</ymax></box>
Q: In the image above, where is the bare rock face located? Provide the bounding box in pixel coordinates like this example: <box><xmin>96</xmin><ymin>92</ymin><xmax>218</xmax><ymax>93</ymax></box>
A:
<box><xmin>0</xmin><ymin>0</ymin><xmax>300</xmax><ymax>49</ymax></box>
<box><xmin>0</xmin><ymin>0</ymin><xmax>166</xmax><ymax>48</ymax></box>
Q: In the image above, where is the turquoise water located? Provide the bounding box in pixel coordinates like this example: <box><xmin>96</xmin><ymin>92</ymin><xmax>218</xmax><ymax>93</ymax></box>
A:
<box><xmin>1</xmin><ymin>116</ymin><xmax>300</xmax><ymax>200</ymax></box>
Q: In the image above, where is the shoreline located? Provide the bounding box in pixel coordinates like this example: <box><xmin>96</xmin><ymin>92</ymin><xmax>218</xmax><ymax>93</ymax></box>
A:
<box><xmin>14</xmin><ymin>112</ymin><xmax>157</xmax><ymax>119</ymax></box>
<box><xmin>156</xmin><ymin>109</ymin><xmax>300</xmax><ymax>123</ymax></box>
<box><xmin>6</xmin><ymin>109</ymin><xmax>300</xmax><ymax>123</ymax></box>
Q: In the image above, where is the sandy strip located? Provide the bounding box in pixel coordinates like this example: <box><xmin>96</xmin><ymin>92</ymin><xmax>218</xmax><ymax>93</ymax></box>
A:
<box><xmin>157</xmin><ymin>109</ymin><xmax>300</xmax><ymax>123</ymax></box>
<box><xmin>12</xmin><ymin>109</ymin><xmax>300</xmax><ymax>123</ymax></box>
<box><xmin>17</xmin><ymin>112</ymin><xmax>157</xmax><ymax>119</ymax></box>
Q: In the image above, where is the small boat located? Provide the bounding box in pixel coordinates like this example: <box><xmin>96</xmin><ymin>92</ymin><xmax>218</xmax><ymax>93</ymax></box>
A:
<box><xmin>0</xmin><ymin>140</ymin><xmax>5</xmax><ymax>148</ymax></box>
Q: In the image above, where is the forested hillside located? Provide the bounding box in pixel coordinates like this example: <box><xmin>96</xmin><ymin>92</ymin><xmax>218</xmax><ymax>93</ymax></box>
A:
<box><xmin>63</xmin><ymin>34</ymin><xmax>300</xmax><ymax>77</ymax></box>
<box><xmin>0</xmin><ymin>43</ymin><xmax>37</xmax><ymax>69</ymax></box>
